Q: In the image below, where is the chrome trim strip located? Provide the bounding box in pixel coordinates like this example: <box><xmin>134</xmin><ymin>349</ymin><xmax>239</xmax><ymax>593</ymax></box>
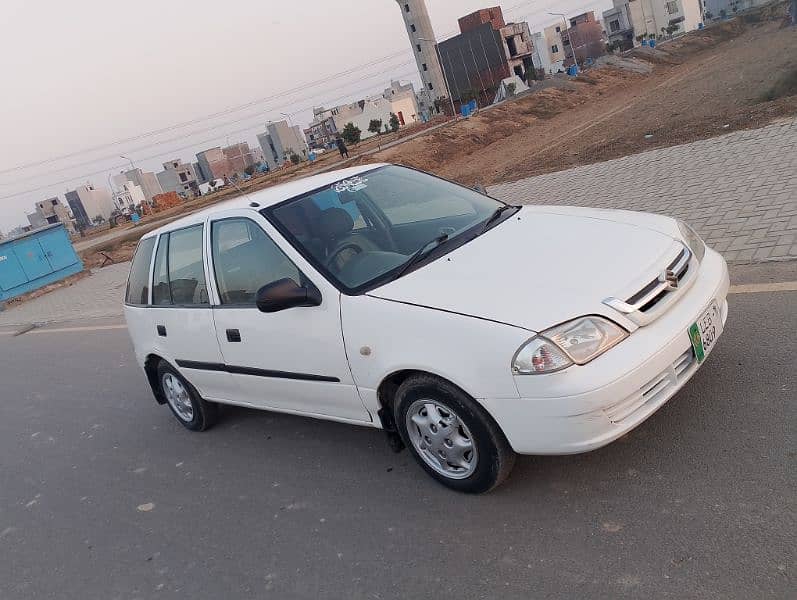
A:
<box><xmin>602</xmin><ymin>246</ymin><xmax>692</xmax><ymax>323</ymax></box>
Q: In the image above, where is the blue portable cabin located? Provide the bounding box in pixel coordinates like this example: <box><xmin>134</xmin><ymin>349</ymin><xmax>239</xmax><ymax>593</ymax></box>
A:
<box><xmin>0</xmin><ymin>224</ymin><xmax>84</xmax><ymax>303</ymax></box>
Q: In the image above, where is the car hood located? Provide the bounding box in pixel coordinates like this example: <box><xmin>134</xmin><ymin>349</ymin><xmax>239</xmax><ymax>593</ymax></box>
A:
<box><xmin>368</xmin><ymin>206</ymin><xmax>681</xmax><ymax>332</ymax></box>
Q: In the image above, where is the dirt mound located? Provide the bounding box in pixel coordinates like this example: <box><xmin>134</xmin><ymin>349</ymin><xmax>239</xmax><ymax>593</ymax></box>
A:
<box><xmin>627</xmin><ymin>47</ymin><xmax>680</xmax><ymax>65</ymax></box>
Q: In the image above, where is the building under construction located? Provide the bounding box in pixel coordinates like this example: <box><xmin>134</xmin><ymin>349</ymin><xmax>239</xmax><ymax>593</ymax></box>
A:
<box><xmin>437</xmin><ymin>6</ymin><xmax>535</xmax><ymax>109</ymax></box>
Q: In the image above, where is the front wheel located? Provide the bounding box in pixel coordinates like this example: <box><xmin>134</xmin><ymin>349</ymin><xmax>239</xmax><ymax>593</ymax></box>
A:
<box><xmin>394</xmin><ymin>375</ymin><xmax>515</xmax><ymax>493</ymax></box>
<box><xmin>157</xmin><ymin>361</ymin><xmax>218</xmax><ymax>431</ymax></box>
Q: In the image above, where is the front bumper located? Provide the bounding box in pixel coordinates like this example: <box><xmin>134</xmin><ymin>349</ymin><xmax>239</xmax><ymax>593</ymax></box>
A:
<box><xmin>479</xmin><ymin>248</ymin><xmax>730</xmax><ymax>455</ymax></box>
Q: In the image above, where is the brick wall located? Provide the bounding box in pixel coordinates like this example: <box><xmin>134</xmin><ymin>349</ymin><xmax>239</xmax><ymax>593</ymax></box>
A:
<box><xmin>458</xmin><ymin>6</ymin><xmax>505</xmax><ymax>33</ymax></box>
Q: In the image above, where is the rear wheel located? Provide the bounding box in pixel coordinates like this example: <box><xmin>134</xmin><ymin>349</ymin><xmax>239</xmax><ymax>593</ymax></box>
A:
<box><xmin>157</xmin><ymin>361</ymin><xmax>218</xmax><ymax>431</ymax></box>
<box><xmin>394</xmin><ymin>374</ymin><xmax>515</xmax><ymax>493</ymax></box>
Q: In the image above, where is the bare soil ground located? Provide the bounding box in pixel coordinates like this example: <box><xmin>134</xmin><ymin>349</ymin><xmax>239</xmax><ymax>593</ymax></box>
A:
<box><xmin>366</xmin><ymin>4</ymin><xmax>797</xmax><ymax>186</ymax></box>
<box><xmin>79</xmin><ymin>2</ymin><xmax>796</xmax><ymax>268</ymax></box>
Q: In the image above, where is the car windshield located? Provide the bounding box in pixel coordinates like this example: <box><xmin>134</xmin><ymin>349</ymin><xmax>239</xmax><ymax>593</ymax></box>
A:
<box><xmin>264</xmin><ymin>166</ymin><xmax>505</xmax><ymax>292</ymax></box>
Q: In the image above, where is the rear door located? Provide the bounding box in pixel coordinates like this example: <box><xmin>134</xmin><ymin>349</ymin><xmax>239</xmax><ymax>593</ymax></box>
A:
<box><xmin>207</xmin><ymin>211</ymin><xmax>370</xmax><ymax>422</ymax></box>
<box><xmin>149</xmin><ymin>224</ymin><xmax>235</xmax><ymax>402</ymax></box>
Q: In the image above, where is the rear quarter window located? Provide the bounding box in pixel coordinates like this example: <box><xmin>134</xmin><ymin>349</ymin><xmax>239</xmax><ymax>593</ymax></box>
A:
<box><xmin>125</xmin><ymin>237</ymin><xmax>156</xmax><ymax>305</ymax></box>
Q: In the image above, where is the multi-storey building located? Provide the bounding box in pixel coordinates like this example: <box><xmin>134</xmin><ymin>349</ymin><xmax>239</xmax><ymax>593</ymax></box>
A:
<box><xmin>606</xmin><ymin>0</ymin><xmax>704</xmax><ymax>42</ymax></box>
<box><xmin>26</xmin><ymin>197</ymin><xmax>76</xmax><ymax>235</ymax></box>
<box><xmin>603</xmin><ymin>1</ymin><xmax>637</xmax><ymax>49</ymax></box>
<box><xmin>157</xmin><ymin>159</ymin><xmax>200</xmax><ymax>198</ymax></box>
<box><xmin>113</xmin><ymin>168</ymin><xmax>163</xmax><ymax>204</ymax></box>
<box><xmin>113</xmin><ymin>180</ymin><xmax>146</xmax><ymax>212</ymax></box>
<box><xmin>64</xmin><ymin>184</ymin><xmax>114</xmax><ymax>230</ymax></box>
<box><xmin>257</xmin><ymin>121</ymin><xmax>307</xmax><ymax>170</ymax></box>
<box><xmin>531</xmin><ymin>24</ymin><xmax>567</xmax><ymax>74</ymax></box>
<box><xmin>195</xmin><ymin>147</ymin><xmax>233</xmax><ymax>183</ymax></box>
<box><xmin>436</xmin><ymin>6</ymin><xmax>535</xmax><ymax>107</ymax></box>
<box><xmin>560</xmin><ymin>12</ymin><xmax>606</xmax><ymax>67</ymax></box>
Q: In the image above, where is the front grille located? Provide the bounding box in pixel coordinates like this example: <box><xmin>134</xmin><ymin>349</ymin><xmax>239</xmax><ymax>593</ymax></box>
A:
<box><xmin>602</xmin><ymin>244</ymin><xmax>693</xmax><ymax>326</ymax></box>
<box><xmin>604</xmin><ymin>348</ymin><xmax>695</xmax><ymax>424</ymax></box>
<box><xmin>627</xmin><ymin>249</ymin><xmax>690</xmax><ymax>313</ymax></box>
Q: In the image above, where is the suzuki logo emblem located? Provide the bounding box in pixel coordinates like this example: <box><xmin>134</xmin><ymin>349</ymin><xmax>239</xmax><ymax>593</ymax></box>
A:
<box><xmin>659</xmin><ymin>269</ymin><xmax>679</xmax><ymax>290</ymax></box>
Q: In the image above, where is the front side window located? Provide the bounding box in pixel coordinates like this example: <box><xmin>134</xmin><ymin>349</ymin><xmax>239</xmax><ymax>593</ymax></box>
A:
<box><xmin>265</xmin><ymin>166</ymin><xmax>506</xmax><ymax>293</ymax></box>
<box><xmin>211</xmin><ymin>219</ymin><xmax>301</xmax><ymax>305</ymax></box>
<box><xmin>125</xmin><ymin>237</ymin><xmax>156</xmax><ymax>305</ymax></box>
<box><xmin>151</xmin><ymin>225</ymin><xmax>209</xmax><ymax>306</ymax></box>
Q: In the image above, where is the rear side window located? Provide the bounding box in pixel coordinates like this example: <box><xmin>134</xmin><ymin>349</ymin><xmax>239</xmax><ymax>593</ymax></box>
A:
<box><xmin>151</xmin><ymin>225</ymin><xmax>209</xmax><ymax>306</ymax></box>
<box><xmin>125</xmin><ymin>237</ymin><xmax>156</xmax><ymax>305</ymax></box>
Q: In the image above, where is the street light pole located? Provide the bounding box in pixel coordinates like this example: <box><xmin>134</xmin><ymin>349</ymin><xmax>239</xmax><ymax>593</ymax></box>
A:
<box><xmin>418</xmin><ymin>37</ymin><xmax>457</xmax><ymax>118</ymax></box>
<box><xmin>548</xmin><ymin>12</ymin><xmax>577</xmax><ymax>71</ymax></box>
<box><xmin>119</xmin><ymin>155</ymin><xmax>135</xmax><ymax>171</ymax></box>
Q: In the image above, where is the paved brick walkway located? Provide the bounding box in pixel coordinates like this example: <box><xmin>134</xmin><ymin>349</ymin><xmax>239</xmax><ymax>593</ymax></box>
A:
<box><xmin>0</xmin><ymin>262</ymin><xmax>129</xmax><ymax>328</ymax></box>
<box><xmin>489</xmin><ymin>118</ymin><xmax>797</xmax><ymax>264</ymax></box>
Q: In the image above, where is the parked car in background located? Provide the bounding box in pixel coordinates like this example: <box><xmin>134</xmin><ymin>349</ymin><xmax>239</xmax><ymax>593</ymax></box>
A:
<box><xmin>124</xmin><ymin>164</ymin><xmax>729</xmax><ymax>493</ymax></box>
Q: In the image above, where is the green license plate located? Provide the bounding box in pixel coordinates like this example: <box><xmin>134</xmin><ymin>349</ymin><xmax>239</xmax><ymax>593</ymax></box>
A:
<box><xmin>689</xmin><ymin>301</ymin><xmax>722</xmax><ymax>363</ymax></box>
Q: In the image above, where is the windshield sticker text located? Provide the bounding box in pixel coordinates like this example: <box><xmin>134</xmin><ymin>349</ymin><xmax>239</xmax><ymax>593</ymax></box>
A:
<box><xmin>333</xmin><ymin>176</ymin><xmax>368</xmax><ymax>193</ymax></box>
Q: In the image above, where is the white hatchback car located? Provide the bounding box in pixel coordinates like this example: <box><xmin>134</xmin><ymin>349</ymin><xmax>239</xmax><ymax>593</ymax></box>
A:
<box><xmin>125</xmin><ymin>164</ymin><xmax>729</xmax><ymax>493</ymax></box>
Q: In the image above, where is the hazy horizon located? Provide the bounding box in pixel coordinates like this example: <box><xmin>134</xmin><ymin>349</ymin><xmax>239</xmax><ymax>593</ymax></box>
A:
<box><xmin>0</xmin><ymin>0</ymin><xmax>610</xmax><ymax>231</ymax></box>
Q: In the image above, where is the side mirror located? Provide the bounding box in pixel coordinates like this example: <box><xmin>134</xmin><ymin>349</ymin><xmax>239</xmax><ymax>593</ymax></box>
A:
<box><xmin>255</xmin><ymin>278</ymin><xmax>322</xmax><ymax>313</ymax></box>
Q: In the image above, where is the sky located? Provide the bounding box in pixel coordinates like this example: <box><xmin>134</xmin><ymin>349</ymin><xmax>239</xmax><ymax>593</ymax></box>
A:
<box><xmin>0</xmin><ymin>0</ymin><xmax>610</xmax><ymax>232</ymax></box>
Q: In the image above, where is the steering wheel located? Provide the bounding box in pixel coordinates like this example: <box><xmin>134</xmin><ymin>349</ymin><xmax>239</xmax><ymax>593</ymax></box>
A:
<box><xmin>326</xmin><ymin>242</ymin><xmax>364</xmax><ymax>272</ymax></box>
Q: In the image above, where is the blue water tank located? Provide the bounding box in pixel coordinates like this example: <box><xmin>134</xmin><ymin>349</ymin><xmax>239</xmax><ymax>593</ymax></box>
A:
<box><xmin>0</xmin><ymin>224</ymin><xmax>83</xmax><ymax>303</ymax></box>
<box><xmin>649</xmin><ymin>39</ymin><xmax>656</xmax><ymax>48</ymax></box>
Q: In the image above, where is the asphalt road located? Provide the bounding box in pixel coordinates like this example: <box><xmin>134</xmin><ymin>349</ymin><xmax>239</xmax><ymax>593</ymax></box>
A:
<box><xmin>0</xmin><ymin>283</ymin><xmax>794</xmax><ymax>598</ymax></box>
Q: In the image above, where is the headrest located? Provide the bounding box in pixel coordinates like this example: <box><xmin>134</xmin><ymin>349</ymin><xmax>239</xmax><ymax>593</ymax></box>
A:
<box><xmin>318</xmin><ymin>207</ymin><xmax>354</xmax><ymax>239</ymax></box>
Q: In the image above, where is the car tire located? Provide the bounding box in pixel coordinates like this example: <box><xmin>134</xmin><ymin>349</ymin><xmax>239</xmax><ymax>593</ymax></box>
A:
<box><xmin>394</xmin><ymin>374</ymin><xmax>515</xmax><ymax>493</ymax></box>
<box><xmin>156</xmin><ymin>361</ymin><xmax>219</xmax><ymax>432</ymax></box>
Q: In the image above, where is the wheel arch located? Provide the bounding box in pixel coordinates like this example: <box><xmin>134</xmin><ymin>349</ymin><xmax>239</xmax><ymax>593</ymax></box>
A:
<box><xmin>144</xmin><ymin>353</ymin><xmax>168</xmax><ymax>404</ymax></box>
<box><xmin>376</xmin><ymin>368</ymin><xmax>474</xmax><ymax>429</ymax></box>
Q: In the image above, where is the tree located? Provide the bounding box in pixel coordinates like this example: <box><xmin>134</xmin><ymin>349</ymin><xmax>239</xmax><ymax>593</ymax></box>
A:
<box><xmin>244</xmin><ymin>165</ymin><xmax>256</xmax><ymax>176</ymax></box>
<box><xmin>506</xmin><ymin>82</ymin><xmax>517</xmax><ymax>96</ymax></box>
<box><xmin>389</xmin><ymin>112</ymin><xmax>400</xmax><ymax>132</ymax></box>
<box><xmin>384</xmin><ymin>123</ymin><xmax>391</xmax><ymax>133</ymax></box>
<box><xmin>368</xmin><ymin>119</ymin><xmax>383</xmax><ymax>135</ymax></box>
<box><xmin>341</xmin><ymin>122</ymin><xmax>361</xmax><ymax>145</ymax></box>
<box><xmin>289</xmin><ymin>153</ymin><xmax>302</xmax><ymax>165</ymax></box>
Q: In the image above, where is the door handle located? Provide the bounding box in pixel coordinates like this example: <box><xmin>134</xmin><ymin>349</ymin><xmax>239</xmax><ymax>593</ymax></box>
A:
<box><xmin>226</xmin><ymin>329</ymin><xmax>242</xmax><ymax>343</ymax></box>
<box><xmin>157</xmin><ymin>325</ymin><xmax>167</xmax><ymax>337</ymax></box>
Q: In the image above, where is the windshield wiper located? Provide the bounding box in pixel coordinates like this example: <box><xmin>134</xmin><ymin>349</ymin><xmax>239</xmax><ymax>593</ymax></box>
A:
<box><xmin>480</xmin><ymin>204</ymin><xmax>517</xmax><ymax>234</ymax></box>
<box><xmin>393</xmin><ymin>233</ymin><xmax>450</xmax><ymax>280</ymax></box>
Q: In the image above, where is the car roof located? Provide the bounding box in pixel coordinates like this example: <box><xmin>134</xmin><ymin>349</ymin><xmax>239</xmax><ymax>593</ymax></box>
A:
<box><xmin>142</xmin><ymin>163</ymin><xmax>389</xmax><ymax>239</ymax></box>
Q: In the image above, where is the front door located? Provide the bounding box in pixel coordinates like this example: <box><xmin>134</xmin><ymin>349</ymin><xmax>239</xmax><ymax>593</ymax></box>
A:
<box><xmin>208</xmin><ymin>215</ymin><xmax>370</xmax><ymax>422</ymax></box>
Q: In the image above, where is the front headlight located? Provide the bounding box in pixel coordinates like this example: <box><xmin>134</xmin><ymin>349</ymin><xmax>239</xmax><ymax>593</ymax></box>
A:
<box><xmin>512</xmin><ymin>316</ymin><xmax>628</xmax><ymax>375</ymax></box>
<box><xmin>677</xmin><ymin>219</ymin><xmax>706</xmax><ymax>263</ymax></box>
